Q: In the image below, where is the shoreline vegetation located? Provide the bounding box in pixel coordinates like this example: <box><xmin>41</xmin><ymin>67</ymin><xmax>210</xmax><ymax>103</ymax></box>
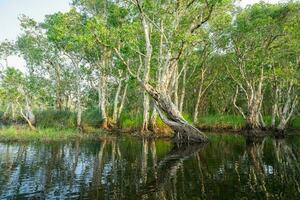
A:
<box><xmin>1</xmin><ymin>113</ymin><xmax>299</xmax><ymax>142</ymax></box>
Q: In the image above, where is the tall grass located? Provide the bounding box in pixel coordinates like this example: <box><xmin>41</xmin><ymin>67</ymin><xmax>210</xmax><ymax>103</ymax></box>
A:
<box><xmin>197</xmin><ymin>115</ymin><xmax>245</xmax><ymax>130</ymax></box>
<box><xmin>0</xmin><ymin>126</ymin><xmax>108</xmax><ymax>142</ymax></box>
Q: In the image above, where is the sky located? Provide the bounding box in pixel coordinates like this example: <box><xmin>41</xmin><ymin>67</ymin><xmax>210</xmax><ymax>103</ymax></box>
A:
<box><xmin>0</xmin><ymin>0</ymin><xmax>288</xmax><ymax>70</ymax></box>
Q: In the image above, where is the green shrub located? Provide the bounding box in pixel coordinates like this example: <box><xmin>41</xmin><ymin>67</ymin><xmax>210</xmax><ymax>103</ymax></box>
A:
<box><xmin>35</xmin><ymin>110</ymin><xmax>76</xmax><ymax>129</ymax></box>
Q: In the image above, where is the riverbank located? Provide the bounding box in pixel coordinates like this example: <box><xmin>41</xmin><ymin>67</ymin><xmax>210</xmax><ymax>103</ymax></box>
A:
<box><xmin>1</xmin><ymin>115</ymin><xmax>299</xmax><ymax>142</ymax></box>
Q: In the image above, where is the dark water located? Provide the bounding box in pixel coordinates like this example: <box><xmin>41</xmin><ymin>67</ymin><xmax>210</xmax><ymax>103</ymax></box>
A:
<box><xmin>0</xmin><ymin>134</ymin><xmax>300</xmax><ymax>200</ymax></box>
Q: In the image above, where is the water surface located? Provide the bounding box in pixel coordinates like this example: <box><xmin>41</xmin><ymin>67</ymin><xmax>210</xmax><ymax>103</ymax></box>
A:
<box><xmin>0</xmin><ymin>134</ymin><xmax>300</xmax><ymax>199</ymax></box>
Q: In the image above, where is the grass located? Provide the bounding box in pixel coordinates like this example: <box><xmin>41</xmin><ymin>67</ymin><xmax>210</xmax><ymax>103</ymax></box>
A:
<box><xmin>196</xmin><ymin>115</ymin><xmax>300</xmax><ymax>131</ymax></box>
<box><xmin>0</xmin><ymin>126</ymin><xmax>109</xmax><ymax>142</ymax></box>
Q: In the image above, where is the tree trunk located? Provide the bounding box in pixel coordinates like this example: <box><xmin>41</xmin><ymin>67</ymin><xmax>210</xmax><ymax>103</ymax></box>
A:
<box><xmin>246</xmin><ymin>96</ymin><xmax>264</xmax><ymax>130</ymax></box>
<box><xmin>179</xmin><ymin>65</ymin><xmax>186</xmax><ymax>113</ymax></box>
<box><xmin>143</xmin><ymin>83</ymin><xmax>208</xmax><ymax>143</ymax></box>
<box><xmin>141</xmin><ymin>14</ymin><xmax>152</xmax><ymax>133</ymax></box>
<box><xmin>112</xmin><ymin>77</ymin><xmax>123</xmax><ymax>124</ymax></box>
<box><xmin>54</xmin><ymin>62</ymin><xmax>62</xmax><ymax>111</ymax></box>
<box><xmin>16</xmin><ymin>93</ymin><xmax>35</xmax><ymax>130</ymax></box>
<box><xmin>193</xmin><ymin>82</ymin><xmax>204</xmax><ymax>124</ymax></box>
<box><xmin>245</xmin><ymin>69</ymin><xmax>265</xmax><ymax>132</ymax></box>
<box><xmin>99</xmin><ymin>71</ymin><xmax>108</xmax><ymax>129</ymax></box>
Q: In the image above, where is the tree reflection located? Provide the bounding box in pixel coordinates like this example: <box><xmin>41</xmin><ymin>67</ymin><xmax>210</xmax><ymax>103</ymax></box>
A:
<box><xmin>0</xmin><ymin>136</ymin><xmax>300</xmax><ymax>199</ymax></box>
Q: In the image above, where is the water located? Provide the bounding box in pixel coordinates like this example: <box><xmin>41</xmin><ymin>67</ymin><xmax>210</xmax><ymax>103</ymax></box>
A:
<box><xmin>0</xmin><ymin>134</ymin><xmax>300</xmax><ymax>199</ymax></box>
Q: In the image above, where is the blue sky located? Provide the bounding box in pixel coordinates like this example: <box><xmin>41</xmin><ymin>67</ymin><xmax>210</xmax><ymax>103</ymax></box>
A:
<box><xmin>0</xmin><ymin>0</ymin><xmax>287</xmax><ymax>69</ymax></box>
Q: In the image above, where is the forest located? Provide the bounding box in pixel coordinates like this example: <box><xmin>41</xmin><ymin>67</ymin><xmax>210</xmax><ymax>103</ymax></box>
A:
<box><xmin>0</xmin><ymin>0</ymin><xmax>299</xmax><ymax>143</ymax></box>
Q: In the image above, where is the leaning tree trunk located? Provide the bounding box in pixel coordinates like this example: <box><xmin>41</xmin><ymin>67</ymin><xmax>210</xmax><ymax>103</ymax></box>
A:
<box><xmin>143</xmin><ymin>83</ymin><xmax>208</xmax><ymax>143</ymax></box>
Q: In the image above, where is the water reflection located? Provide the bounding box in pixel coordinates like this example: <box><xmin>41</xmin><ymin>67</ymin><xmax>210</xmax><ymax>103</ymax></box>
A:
<box><xmin>0</xmin><ymin>134</ymin><xmax>300</xmax><ymax>199</ymax></box>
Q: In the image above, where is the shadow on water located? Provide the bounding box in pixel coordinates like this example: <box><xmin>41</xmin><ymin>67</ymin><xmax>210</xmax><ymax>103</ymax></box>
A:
<box><xmin>0</xmin><ymin>133</ymin><xmax>300</xmax><ymax>199</ymax></box>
